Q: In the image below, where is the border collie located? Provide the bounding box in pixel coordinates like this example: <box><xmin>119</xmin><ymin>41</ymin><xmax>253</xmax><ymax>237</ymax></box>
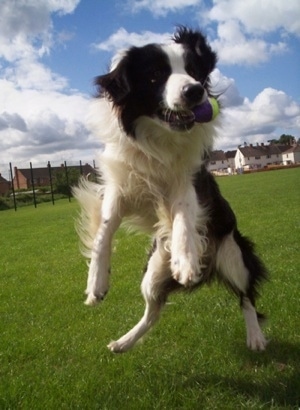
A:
<box><xmin>74</xmin><ymin>27</ymin><xmax>268</xmax><ymax>353</ymax></box>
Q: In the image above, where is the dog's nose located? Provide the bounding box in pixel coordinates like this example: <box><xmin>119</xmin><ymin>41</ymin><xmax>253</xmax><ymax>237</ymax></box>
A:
<box><xmin>181</xmin><ymin>84</ymin><xmax>204</xmax><ymax>107</ymax></box>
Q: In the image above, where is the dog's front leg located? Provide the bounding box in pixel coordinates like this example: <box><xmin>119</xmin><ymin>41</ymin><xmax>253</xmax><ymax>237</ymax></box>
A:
<box><xmin>171</xmin><ymin>186</ymin><xmax>207</xmax><ymax>287</ymax></box>
<box><xmin>85</xmin><ymin>187</ymin><xmax>122</xmax><ymax>306</ymax></box>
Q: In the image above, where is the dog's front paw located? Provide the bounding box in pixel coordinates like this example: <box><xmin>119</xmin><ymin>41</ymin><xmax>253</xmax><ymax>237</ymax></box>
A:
<box><xmin>171</xmin><ymin>256</ymin><xmax>202</xmax><ymax>287</ymax></box>
<box><xmin>85</xmin><ymin>266</ymin><xmax>109</xmax><ymax>306</ymax></box>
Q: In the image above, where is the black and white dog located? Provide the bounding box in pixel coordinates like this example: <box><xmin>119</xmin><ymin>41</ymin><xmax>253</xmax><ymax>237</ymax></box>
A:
<box><xmin>74</xmin><ymin>27</ymin><xmax>268</xmax><ymax>353</ymax></box>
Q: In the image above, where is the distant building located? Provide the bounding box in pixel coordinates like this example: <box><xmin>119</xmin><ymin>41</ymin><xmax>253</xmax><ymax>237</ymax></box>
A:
<box><xmin>13</xmin><ymin>163</ymin><xmax>96</xmax><ymax>190</ymax></box>
<box><xmin>207</xmin><ymin>150</ymin><xmax>237</xmax><ymax>174</ymax></box>
<box><xmin>0</xmin><ymin>173</ymin><xmax>10</xmax><ymax>196</ymax></box>
<box><xmin>225</xmin><ymin>150</ymin><xmax>237</xmax><ymax>174</ymax></box>
<box><xmin>208</xmin><ymin>150</ymin><xmax>229</xmax><ymax>174</ymax></box>
<box><xmin>282</xmin><ymin>144</ymin><xmax>300</xmax><ymax>165</ymax></box>
<box><xmin>234</xmin><ymin>143</ymin><xmax>287</xmax><ymax>172</ymax></box>
<box><xmin>207</xmin><ymin>142</ymin><xmax>300</xmax><ymax>175</ymax></box>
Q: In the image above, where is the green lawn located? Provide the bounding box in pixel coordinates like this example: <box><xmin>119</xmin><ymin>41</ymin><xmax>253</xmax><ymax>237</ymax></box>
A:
<box><xmin>0</xmin><ymin>169</ymin><xmax>299</xmax><ymax>409</ymax></box>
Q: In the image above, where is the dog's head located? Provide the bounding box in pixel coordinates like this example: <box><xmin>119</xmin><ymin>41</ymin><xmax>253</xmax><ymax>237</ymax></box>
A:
<box><xmin>96</xmin><ymin>27</ymin><xmax>217</xmax><ymax>137</ymax></box>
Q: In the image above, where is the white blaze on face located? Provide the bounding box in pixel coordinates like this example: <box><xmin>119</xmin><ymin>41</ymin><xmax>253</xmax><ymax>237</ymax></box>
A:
<box><xmin>162</xmin><ymin>43</ymin><xmax>198</xmax><ymax>110</ymax></box>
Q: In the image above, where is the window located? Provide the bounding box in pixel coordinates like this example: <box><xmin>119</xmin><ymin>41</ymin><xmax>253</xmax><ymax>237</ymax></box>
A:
<box><xmin>255</xmin><ymin>156</ymin><xmax>260</xmax><ymax>160</ymax></box>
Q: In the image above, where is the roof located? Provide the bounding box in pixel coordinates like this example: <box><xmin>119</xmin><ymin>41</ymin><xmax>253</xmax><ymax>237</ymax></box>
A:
<box><xmin>238</xmin><ymin>144</ymin><xmax>288</xmax><ymax>157</ymax></box>
<box><xmin>15</xmin><ymin>163</ymin><xmax>96</xmax><ymax>179</ymax></box>
<box><xmin>225</xmin><ymin>150</ymin><xmax>237</xmax><ymax>159</ymax></box>
<box><xmin>282</xmin><ymin>144</ymin><xmax>300</xmax><ymax>154</ymax></box>
<box><xmin>0</xmin><ymin>174</ymin><xmax>9</xmax><ymax>183</ymax></box>
<box><xmin>209</xmin><ymin>150</ymin><xmax>227</xmax><ymax>161</ymax></box>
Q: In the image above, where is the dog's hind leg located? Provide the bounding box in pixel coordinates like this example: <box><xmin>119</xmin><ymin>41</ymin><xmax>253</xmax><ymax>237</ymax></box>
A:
<box><xmin>85</xmin><ymin>186</ymin><xmax>122</xmax><ymax>306</ymax></box>
<box><xmin>216</xmin><ymin>230</ymin><xmax>268</xmax><ymax>351</ymax></box>
<box><xmin>108</xmin><ymin>240</ymin><xmax>172</xmax><ymax>353</ymax></box>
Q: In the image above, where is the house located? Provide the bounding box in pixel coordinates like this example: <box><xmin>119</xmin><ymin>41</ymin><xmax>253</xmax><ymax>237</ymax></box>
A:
<box><xmin>208</xmin><ymin>150</ymin><xmax>229</xmax><ymax>174</ymax></box>
<box><xmin>13</xmin><ymin>163</ymin><xmax>96</xmax><ymax>190</ymax></box>
<box><xmin>0</xmin><ymin>173</ymin><xmax>10</xmax><ymax>196</ymax></box>
<box><xmin>225</xmin><ymin>150</ymin><xmax>237</xmax><ymax>174</ymax></box>
<box><xmin>282</xmin><ymin>144</ymin><xmax>300</xmax><ymax>165</ymax></box>
<box><xmin>234</xmin><ymin>143</ymin><xmax>287</xmax><ymax>172</ymax></box>
<box><xmin>207</xmin><ymin>150</ymin><xmax>237</xmax><ymax>174</ymax></box>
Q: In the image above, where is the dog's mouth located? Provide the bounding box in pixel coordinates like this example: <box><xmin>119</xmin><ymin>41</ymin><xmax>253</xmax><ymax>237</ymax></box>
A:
<box><xmin>156</xmin><ymin>108</ymin><xmax>195</xmax><ymax>131</ymax></box>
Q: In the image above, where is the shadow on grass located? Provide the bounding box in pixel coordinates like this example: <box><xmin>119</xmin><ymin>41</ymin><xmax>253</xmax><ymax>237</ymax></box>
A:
<box><xmin>184</xmin><ymin>340</ymin><xmax>300</xmax><ymax>407</ymax></box>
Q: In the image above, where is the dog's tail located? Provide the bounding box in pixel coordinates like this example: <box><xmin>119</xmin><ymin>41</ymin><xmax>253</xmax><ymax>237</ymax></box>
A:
<box><xmin>72</xmin><ymin>178</ymin><xmax>104</xmax><ymax>259</ymax></box>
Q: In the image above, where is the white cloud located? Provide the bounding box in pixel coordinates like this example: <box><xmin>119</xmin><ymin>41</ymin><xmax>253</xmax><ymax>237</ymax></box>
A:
<box><xmin>92</xmin><ymin>27</ymin><xmax>172</xmax><ymax>53</ymax></box>
<box><xmin>0</xmin><ymin>0</ymin><xmax>96</xmax><ymax>166</ymax></box>
<box><xmin>210</xmin><ymin>20</ymin><xmax>288</xmax><ymax>65</ymax></box>
<box><xmin>125</xmin><ymin>0</ymin><xmax>298</xmax><ymax>67</ymax></box>
<box><xmin>215</xmin><ymin>84</ymin><xmax>300</xmax><ymax>150</ymax></box>
<box><xmin>206</xmin><ymin>0</ymin><xmax>300</xmax><ymax>36</ymax></box>
<box><xmin>0</xmin><ymin>78</ymin><xmax>99</xmax><ymax>164</ymax></box>
<box><xmin>127</xmin><ymin>0</ymin><xmax>201</xmax><ymax>17</ymax></box>
<box><xmin>3</xmin><ymin>58</ymin><xmax>69</xmax><ymax>91</ymax></box>
<box><xmin>201</xmin><ymin>0</ymin><xmax>299</xmax><ymax>66</ymax></box>
<box><xmin>0</xmin><ymin>0</ymin><xmax>80</xmax><ymax>62</ymax></box>
<box><xmin>210</xmin><ymin>69</ymin><xmax>244</xmax><ymax>107</ymax></box>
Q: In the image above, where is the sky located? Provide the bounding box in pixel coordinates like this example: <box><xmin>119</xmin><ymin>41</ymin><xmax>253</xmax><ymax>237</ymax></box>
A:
<box><xmin>0</xmin><ymin>0</ymin><xmax>300</xmax><ymax>176</ymax></box>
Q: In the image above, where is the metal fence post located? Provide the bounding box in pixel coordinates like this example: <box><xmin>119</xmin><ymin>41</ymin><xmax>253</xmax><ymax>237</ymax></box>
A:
<box><xmin>30</xmin><ymin>162</ymin><xmax>37</xmax><ymax>208</ymax></box>
<box><xmin>48</xmin><ymin>161</ymin><xmax>55</xmax><ymax>205</ymax></box>
<box><xmin>9</xmin><ymin>162</ymin><xmax>17</xmax><ymax>211</ymax></box>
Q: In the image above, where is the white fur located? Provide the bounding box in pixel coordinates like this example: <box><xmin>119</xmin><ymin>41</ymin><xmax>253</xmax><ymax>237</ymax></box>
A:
<box><xmin>84</xmin><ymin>96</ymin><xmax>216</xmax><ymax>301</ymax></box>
<box><xmin>243</xmin><ymin>298</ymin><xmax>268</xmax><ymax>350</ymax></box>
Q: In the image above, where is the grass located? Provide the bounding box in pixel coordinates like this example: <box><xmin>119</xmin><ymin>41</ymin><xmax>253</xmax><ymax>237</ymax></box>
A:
<box><xmin>0</xmin><ymin>168</ymin><xmax>299</xmax><ymax>409</ymax></box>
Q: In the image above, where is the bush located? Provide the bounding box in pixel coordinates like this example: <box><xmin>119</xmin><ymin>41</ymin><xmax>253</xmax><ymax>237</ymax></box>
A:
<box><xmin>0</xmin><ymin>197</ymin><xmax>11</xmax><ymax>211</ymax></box>
<box><xmin>54</xmin><ymin>168</ymin><xmax>80</xmax><ymax>196</ymax></box>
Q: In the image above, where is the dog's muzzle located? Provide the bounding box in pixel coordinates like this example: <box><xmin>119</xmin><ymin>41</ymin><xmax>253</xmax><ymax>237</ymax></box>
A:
<box><xmin>156</xmin><ymin>83</ymin><xmax>209</xmax><ymax>131</ymax></box>
<box><xmin>156</xmin><ymin>108</ymin><xmax>195</xmax><ymax>131</ymax></box>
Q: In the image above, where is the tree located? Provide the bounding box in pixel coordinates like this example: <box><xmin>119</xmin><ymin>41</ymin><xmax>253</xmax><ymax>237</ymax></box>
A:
<box><xmin>268</xmin><ymin>134</ymin><xmax>296</xmax><ymax>145</ymax></box>
<box><xmin>278</xmin><ymin>134</ymin><xmax>296</xmax><ymax>145</ymax></box>
<box><xmin>54</xmin><ymin>167</ymin><xmax>80</xmax><ymax>196</ymax></box>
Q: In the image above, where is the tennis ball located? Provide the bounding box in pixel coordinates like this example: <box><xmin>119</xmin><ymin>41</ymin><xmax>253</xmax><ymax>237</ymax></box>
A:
<box><xmin>193</xmin><ymin>97</ymin><xmax>220</xmax><ymax>123</ymax></box>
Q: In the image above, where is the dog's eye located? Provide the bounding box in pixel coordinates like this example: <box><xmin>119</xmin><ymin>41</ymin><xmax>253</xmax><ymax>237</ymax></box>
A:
<box><xmin>186</xmin><ymin>64</ymin><xmax>200</xmax><ymax>81</ymax></box>
<box><xmin>150</xmin><ymin>69</ymin><xmax>167</xmax><ymax>84</ymax></box>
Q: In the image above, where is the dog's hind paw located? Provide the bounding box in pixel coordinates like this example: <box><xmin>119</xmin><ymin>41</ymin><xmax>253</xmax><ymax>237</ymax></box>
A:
<box><xmin>247</xmin><ymin>330</ymin><xmax>268</xmax><ymax>351</ymax></box>
<box><xmin>84</xmin><ymin>292</ymin><xmax>105</xmax><ymax>306</ymax></box>
<box><xmin>107</xmin><ymin>341</ymin><xmax>126</xmax><ymax>353</ymax></box>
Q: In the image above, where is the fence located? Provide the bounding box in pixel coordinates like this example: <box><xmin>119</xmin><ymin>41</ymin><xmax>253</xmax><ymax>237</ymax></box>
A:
<box><xmin>0</xmin><ymin>159</ymin><xmax>98</xmax><ymax>211</ymax></box>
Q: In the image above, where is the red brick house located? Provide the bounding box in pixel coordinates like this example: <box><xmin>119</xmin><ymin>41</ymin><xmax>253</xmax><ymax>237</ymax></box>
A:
<box><xmin>0</xmin><ymin>173</ymin><xmax>10</xmax><ymax>196</ymax></box>
<box><xmin>13</xmin><ymin>163</ymin><xmax>96</xmax><ymax>190</ymax></box>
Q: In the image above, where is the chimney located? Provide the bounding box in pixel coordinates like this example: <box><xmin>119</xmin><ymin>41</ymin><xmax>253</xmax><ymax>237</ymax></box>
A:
<box><xmin>261</xmin><ymin>143</ymin><xmax>264</xmax><ymax>146</ymax></box>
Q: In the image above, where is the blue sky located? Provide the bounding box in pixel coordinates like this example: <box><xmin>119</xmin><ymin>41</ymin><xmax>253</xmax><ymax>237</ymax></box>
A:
<box><xmin>0</xmin><ymin>0</ymin><xmax>299</xmax><ymax>171</ymax></box>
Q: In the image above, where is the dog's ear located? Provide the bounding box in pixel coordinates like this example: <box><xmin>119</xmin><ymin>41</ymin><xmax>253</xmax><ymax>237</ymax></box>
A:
<box><xmin>173</xmin><ymin>26</ymin><xmax>217</xmax><ymax>74</ymax></box>
<box><xmin>95</xmin><ymin>60</ymin><xmax>130</xmax><ymax>104</ymax></box>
